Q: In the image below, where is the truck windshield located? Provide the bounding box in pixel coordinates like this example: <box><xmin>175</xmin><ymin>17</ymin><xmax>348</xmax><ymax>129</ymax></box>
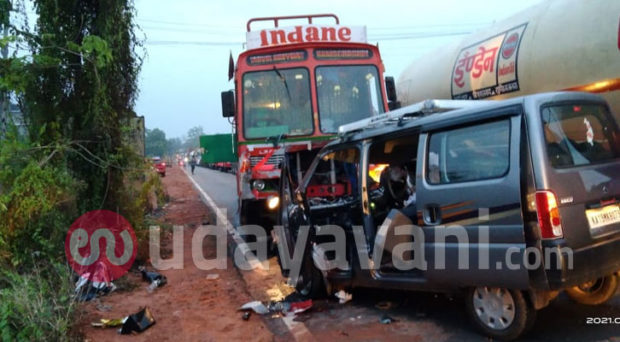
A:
<box><xmin>542</xmin><ymin>104</ymin><xmax>620</xmax><ymax>168</ymax></box>
<box><xmin>316</xmin><ymin>65</ymin><xmax>384</xmax><ymax>133</ymax></box>
<box><xmin>243</xmin><ymin>68</ymin><xmax>313</xmax><ymax>139</ymax></box>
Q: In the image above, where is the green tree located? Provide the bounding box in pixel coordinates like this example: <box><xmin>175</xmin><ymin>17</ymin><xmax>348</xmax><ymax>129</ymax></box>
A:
<box><xmin>145</xmin><ymin>128</ymin><xmax>167</xmax><ymax>157</ymax></box>
<box><xmin>184</xmin><ymin>125</ymin><xmax>204</xmax><ymax>149</ymax></box>
<box><xmin>166</xmin><ymin>136</ymin><xmax>182</xmax><ymax>155</ymax></box>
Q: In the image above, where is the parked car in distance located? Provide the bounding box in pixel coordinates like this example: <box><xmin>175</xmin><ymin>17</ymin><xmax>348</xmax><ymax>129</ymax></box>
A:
<box><xmin>151</xmin><ymin>156</ymin><xmax>166</xmax><ymax>177</ymax></box>
<box><xmin>277</xmin><ymin>92</ymin><xmax>620</xmax><ymax>341</ymax></box>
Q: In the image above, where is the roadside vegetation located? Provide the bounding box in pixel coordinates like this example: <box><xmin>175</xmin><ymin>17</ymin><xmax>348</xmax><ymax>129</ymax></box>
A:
<box><xmin>0</xmin><ymin>1</ymin><xmax>152</xmax><ymax>340</ymax></box>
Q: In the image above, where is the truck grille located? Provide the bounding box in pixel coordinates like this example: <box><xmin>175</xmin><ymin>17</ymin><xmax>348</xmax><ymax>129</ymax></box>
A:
<box><xmin>249</xmin><ymin>154</ymin><xmax>284</xmax><ymax>168</ymax></box>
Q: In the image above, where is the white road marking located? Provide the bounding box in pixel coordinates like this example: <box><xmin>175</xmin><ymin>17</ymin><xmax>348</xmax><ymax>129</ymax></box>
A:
<box><xmin>182</xmin><ymin>168</ymin><xmax>315</xmax><ymax>341</ymax></box>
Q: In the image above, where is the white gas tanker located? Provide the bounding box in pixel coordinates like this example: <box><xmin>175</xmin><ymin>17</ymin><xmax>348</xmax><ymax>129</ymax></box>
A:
<box><xmin>396</xmin><ymin>0</ymin><xmax>620</xmax><ymax>113</ymax></box>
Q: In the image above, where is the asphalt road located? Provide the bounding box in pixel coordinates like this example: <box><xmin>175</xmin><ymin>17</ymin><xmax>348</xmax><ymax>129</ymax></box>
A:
<box><xmin>190</xmin><ymin>165</ymin><xmax>620</xmax><ymax>341</ymax></box>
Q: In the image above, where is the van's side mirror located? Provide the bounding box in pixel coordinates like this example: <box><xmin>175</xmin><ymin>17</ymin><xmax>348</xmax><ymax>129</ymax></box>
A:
<box><xmin>221</xmin><ymin>90</ymin><xmax>235</xmax><ymax>118</ymax></box>
<box><xmin>385</xmin><ymin>76</ymin><xmax>401</xmax><ymax>110</ymax></box>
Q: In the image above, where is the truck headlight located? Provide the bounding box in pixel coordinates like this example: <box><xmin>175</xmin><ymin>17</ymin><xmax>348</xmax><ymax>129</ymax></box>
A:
<box><xmin>252</xmin><ymin>180</ymin><xmax>265</xmax><ymax>191</ymax></box>
<box><xmin>267</xmin><ymin>196</ymin><xmax>280</xmax><ymax>210</ymax></box>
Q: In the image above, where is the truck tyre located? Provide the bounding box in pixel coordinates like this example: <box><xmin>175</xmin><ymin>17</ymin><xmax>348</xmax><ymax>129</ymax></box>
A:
<box><xmin>466</xmin><ymin>287</ymin><xmax>535</xmax><ymax>341</ymax></box>
<box><xmin>565</xmin><ymin>274</ymin><xmax>619</xmax><ymax>306</ymax></box>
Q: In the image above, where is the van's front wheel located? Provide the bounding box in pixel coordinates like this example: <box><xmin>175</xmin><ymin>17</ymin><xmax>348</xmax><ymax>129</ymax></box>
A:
<box><xmin>466</xmin><ymin>287</ymin><xmax>534</xmax><ymax>341</ymax></box>
<box><xmin>565</xmin><ymin>274</ymin><xmax>619</xmax><ymax>306</ymax></box>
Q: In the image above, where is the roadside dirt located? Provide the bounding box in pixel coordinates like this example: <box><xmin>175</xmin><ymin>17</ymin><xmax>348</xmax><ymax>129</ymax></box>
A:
<box><xmin>77</xmin><ymin>166</ymin><xmax>273</xmax><ymax>342</ymax></box>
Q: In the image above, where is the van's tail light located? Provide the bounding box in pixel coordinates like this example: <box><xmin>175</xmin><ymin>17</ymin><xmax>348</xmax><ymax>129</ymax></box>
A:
<box><xmin>240</xmin><ymin>154</ymin><xmax>250</xmax><ymax>173</ymax></box>
<box><xmin>535</xmin><ymin>190</ymin><xmax>564</xmax><ymax>239</ymax></box>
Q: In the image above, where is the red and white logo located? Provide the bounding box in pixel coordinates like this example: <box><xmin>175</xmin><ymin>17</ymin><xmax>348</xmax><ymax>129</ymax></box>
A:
<box><xmin>501</xmin><ymin>33</ymin><xmax>520</xmax><ymax>59</ymax></box>
<box><xmin>65</xmin><ymin>210</ymin><xmax>137</xmax><ymax>282</ymax></box>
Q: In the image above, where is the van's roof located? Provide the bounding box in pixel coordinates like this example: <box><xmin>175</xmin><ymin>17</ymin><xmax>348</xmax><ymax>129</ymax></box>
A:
<box><xmin>331</xmin><ymin>91</ymin><xmax>607</xmax><ymax>146</ymax></box>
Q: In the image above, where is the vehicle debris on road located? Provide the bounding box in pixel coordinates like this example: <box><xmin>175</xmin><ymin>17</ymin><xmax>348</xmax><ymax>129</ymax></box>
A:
<box><xmin>239</xmin><ymin>300</ymin><xmax>270</xmax><ymax>315</ymax></box>
<box><xmin>75</xmin><ymin>262</ymin><xmax>117</xmax><ymax>302</ymax></box>
<box><xmin>380</xmin><ymin>314</ymin><xmax>396</xmax><ymax>324</ymax></box>
<box><xmin>120</xmin><ymin>307</ymin><xmax>156</xmax><ymax>335</ymax></box>
<box><xmin>91</xmin><ymin>307</ymin><xmax>156</xmax><ymax>335</ymax></box>
<box><xmin>139</xmin><ymin>266</ymin><xmax>167</xmax><ymax>292</ymax></box>
<box><xmin>335</xmin><ymin>290</ymin><xmax>352</xmax><ymax>304</ymax></box>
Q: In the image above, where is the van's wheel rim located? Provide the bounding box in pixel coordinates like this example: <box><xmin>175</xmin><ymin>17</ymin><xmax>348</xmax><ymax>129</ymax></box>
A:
<box><xmin>577</xmin><ymin>278</ymin><xmax>603</xmax><ymax>293</ymax></box>
<box><xmin>473</xmin><ymin>287</ymin><xmax>516</xmax><ymax>330</ymax></box>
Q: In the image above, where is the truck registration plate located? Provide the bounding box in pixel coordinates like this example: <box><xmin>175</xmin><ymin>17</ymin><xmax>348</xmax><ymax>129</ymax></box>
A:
<box><xmin>586</xmin><ymin>203</ymin><xmax>620</xmax><ymax>230</ymax></box>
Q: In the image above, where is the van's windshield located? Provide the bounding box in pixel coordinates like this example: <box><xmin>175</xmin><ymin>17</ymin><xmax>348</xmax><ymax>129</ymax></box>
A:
<box><xmin>542</xmin><ymin>104</ymin><xmax>619</xmax><ymax>168</ymax></box>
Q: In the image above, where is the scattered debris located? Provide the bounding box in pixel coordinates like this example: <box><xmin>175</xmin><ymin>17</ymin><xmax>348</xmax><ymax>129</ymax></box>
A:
<box><xmin>120</xmin><ymin>307</ymin><xmax>156</xmax><ymax>335</ymax></box>
<box><xmin>239</xmin><ymin>301</ymin><xmax>270</xmax><ymax>315</ymax></box>
<box><xmin>139</xmin><ymin>266</ymin><xmax>167</xmax><ymax>292</ymax></box>
<box><xmin>75</xmin><ymin>264</ymin><xmax>117</xmax><ymax>302</ymax></box>
<box><xmin>380</xmin><ymin>314</ymin><xmax>397</xmax><ymax>325</ymax></box>
<box><xmin>288</xmin><ymin>299</ymin><xmax>313</xmax><ymax>315</ymax></box>
<box><xmin>91</xmin><ymin>307</ymin><xmax>156</xmax><ymax>335</ymax></box>
<box><xmin>242</xmin><ymin>311</ymin><xmax>251</xmax><ymax>321</ymax></box>
<box><xmin>95</xmin><ymin>301</ymin><xmax>113</xmax><ymax>312</ymax></box>
<box><xmin>206</xmin><ymin>273</ymin><xmax>220</xmax><ymax>280</ymax></box>
<box><xmin>91</xmin><ymin>318</ymin><xmax>124</xmax><ymax>328</ymax></box>
<box><xmin>267</xmin><ymin>301</ymin><xmax>290</xmax><ymax>314</ymax></box>
<box><xmin>375</xmin><ymin>301</ymin><xmax>395</xmax><ymax>310</ymax></box>
<box><xmin>334</xmin><ymin>290</ymin><xmax>352</xmax><ymax>304</ymax></box>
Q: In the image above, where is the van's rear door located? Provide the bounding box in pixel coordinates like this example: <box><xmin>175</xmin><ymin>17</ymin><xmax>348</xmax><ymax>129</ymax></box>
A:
<box><xmin>529</xmin><ymin>98</ymin><xmax>620</xmax><ymax>287</ymax></box>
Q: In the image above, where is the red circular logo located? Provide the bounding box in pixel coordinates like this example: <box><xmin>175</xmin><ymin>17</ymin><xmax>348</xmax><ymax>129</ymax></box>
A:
<box><xmin>502</xmin><ymin>33</ymin><xmax>519</xmax><ymax>59</ymax></box>
<box><xmin>65</xmin><ymin>210</ymin><xmax>137</xmax><ymax>282</ymax></box>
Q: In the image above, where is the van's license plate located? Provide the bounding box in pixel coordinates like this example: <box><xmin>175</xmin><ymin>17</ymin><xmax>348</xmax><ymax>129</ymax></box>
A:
<box><xmin>586</xmin><ymin>204</ymin><xmax>620</xmax><ymax>230</ymax></box>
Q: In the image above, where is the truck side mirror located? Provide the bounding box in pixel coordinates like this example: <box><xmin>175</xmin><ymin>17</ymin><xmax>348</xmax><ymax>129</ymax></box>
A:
<box><xmin>221</xmin><ymin>90</ymin><xmax>235</xmax><ymax>118</ymax></box>
<box><xmin>385</xmin><ymin>76</ymin><xmax>401</xmax><ymax>110</ymax></box>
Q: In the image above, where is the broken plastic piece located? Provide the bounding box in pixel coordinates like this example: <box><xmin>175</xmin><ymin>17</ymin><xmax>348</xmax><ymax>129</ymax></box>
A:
<box><xmin>91</xmin><ymin>318</ymin><xmax>124</xmax><ymax>328</ymax></box>
<box><xmin>335</xmin><ymin>290</ymin><xmax>352</xmax><ymax>304</ymax></box>
<box><xmin>288</xmin><ymin>299</ymin><xmax>313</xmax><ymax>315</ymax></box>
<box><xmin>380</xmin><ymin>314</ymin><xmax>396</xmax><ymax>324</ymax></box>
<box><xmin>119</xmin><ymin>307</ymin><xmax>156</xmax><ymax>334</ymax></box>
<box><xmin>206</xmin><ymin>274</ymin><xmax>219</xmax><ymax>280</ymax></box>
<box><xmin>140</xmin><ymin>266</ymin><xmax>167</xmax><ymax>292</ymax></box>
<box><xmin>239</xmin><ymin>301</ymin><xmax>269</xmax><ymax>315</ymax></box>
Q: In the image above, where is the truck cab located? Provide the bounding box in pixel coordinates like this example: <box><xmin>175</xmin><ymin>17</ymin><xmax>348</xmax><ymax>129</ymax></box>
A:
<box><xmin>221</xmin><ymin>14</ymin><xmax>393</xmax><ymax>228</ymax></box>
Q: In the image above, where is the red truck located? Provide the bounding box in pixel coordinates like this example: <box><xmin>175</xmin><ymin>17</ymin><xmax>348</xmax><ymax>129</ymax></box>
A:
<box><xmin>221</xmin><ymin>14</ymin><xmax>396</xmax><ymax>228</ymax></box>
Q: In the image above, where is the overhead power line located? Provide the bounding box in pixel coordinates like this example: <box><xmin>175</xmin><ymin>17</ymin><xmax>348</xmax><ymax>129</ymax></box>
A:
<box><xmin>146</xmin><ymin>40</ymin><xmax>243</xmax><ymax>46</ymax></box>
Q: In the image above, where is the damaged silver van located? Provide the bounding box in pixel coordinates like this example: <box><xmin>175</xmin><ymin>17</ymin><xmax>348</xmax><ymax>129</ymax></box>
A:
<box><xmin>275</xmin><ymin>92</ymin><xmax>620</xmax><ymax>340</ymax></box>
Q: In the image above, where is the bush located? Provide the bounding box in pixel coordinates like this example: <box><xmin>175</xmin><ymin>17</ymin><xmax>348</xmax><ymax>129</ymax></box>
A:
<box><xmin>0</xmin><ymin>264</ymin><xmax>79</xmax><ymax>342</ymax></box>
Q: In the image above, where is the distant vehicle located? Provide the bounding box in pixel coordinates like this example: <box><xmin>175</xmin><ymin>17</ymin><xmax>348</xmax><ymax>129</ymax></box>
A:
<box><xmin>215</xmin><ymin>161</ymin><xmax>233</xmax><ymax>173</ymax></box>
<box><xmin>151</xmin><ymin>156</ymin><xmax>166</xmax><ymax>177</ymax></box>
<box><xmin>278</xmin><ymin>92</ymin><xmax>620</xmax><ymax>340</ymax></box>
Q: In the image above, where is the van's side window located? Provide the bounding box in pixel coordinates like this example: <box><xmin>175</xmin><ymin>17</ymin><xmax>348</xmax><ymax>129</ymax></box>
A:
<box><xmin>427</xmin><ymin>120</ymin><xmax>510</xmax><ymax>184</ymax></box>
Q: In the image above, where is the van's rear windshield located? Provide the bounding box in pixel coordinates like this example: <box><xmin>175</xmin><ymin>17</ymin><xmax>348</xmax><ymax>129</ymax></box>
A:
<box><xmin>542</xmin><ymin>104</ymin><xmax>619</xmax><ymax>168</ymax></box>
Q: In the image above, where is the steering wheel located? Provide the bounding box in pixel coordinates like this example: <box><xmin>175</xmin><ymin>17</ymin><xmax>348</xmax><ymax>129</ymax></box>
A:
<box><xmin>380</xmin><ymin>167</ymin><xmax>407</xmax><ymax>207</ymax></box>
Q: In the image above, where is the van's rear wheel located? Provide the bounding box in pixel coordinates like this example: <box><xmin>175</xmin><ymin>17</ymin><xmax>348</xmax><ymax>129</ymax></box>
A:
<box><xmin>466</xmin><ymin>287</ymin><xmax>534</xmax><ymax>341</ymax></box>
<box><xmin>565</xmin><ymin>274</ymin><xmax>619</xmax><ymax>306</ymax></box>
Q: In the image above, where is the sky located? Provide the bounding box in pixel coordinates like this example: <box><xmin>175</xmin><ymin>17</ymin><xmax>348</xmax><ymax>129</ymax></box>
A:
<box><xmin>134</xmin><ymin>0</ymin><xmax>543</xmax><ymax>139</ymax></box>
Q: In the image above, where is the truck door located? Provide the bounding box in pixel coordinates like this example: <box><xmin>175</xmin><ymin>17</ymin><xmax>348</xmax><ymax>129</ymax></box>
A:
<box><xmin>416</xmin><ymin>110</ymin><xmax>530</xmax><ymax>288</ymax></box>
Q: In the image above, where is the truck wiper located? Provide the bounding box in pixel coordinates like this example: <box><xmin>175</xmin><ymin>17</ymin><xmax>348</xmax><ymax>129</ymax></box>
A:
<box><xmin>266</xmin><ymin>133</ymin><xmax>288</xmax><ymax>148</ymax></box>
<box><xmin>273</xmin><ymin>66</ymin><xmax>291</xmax><ymax>100</ymax></box>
